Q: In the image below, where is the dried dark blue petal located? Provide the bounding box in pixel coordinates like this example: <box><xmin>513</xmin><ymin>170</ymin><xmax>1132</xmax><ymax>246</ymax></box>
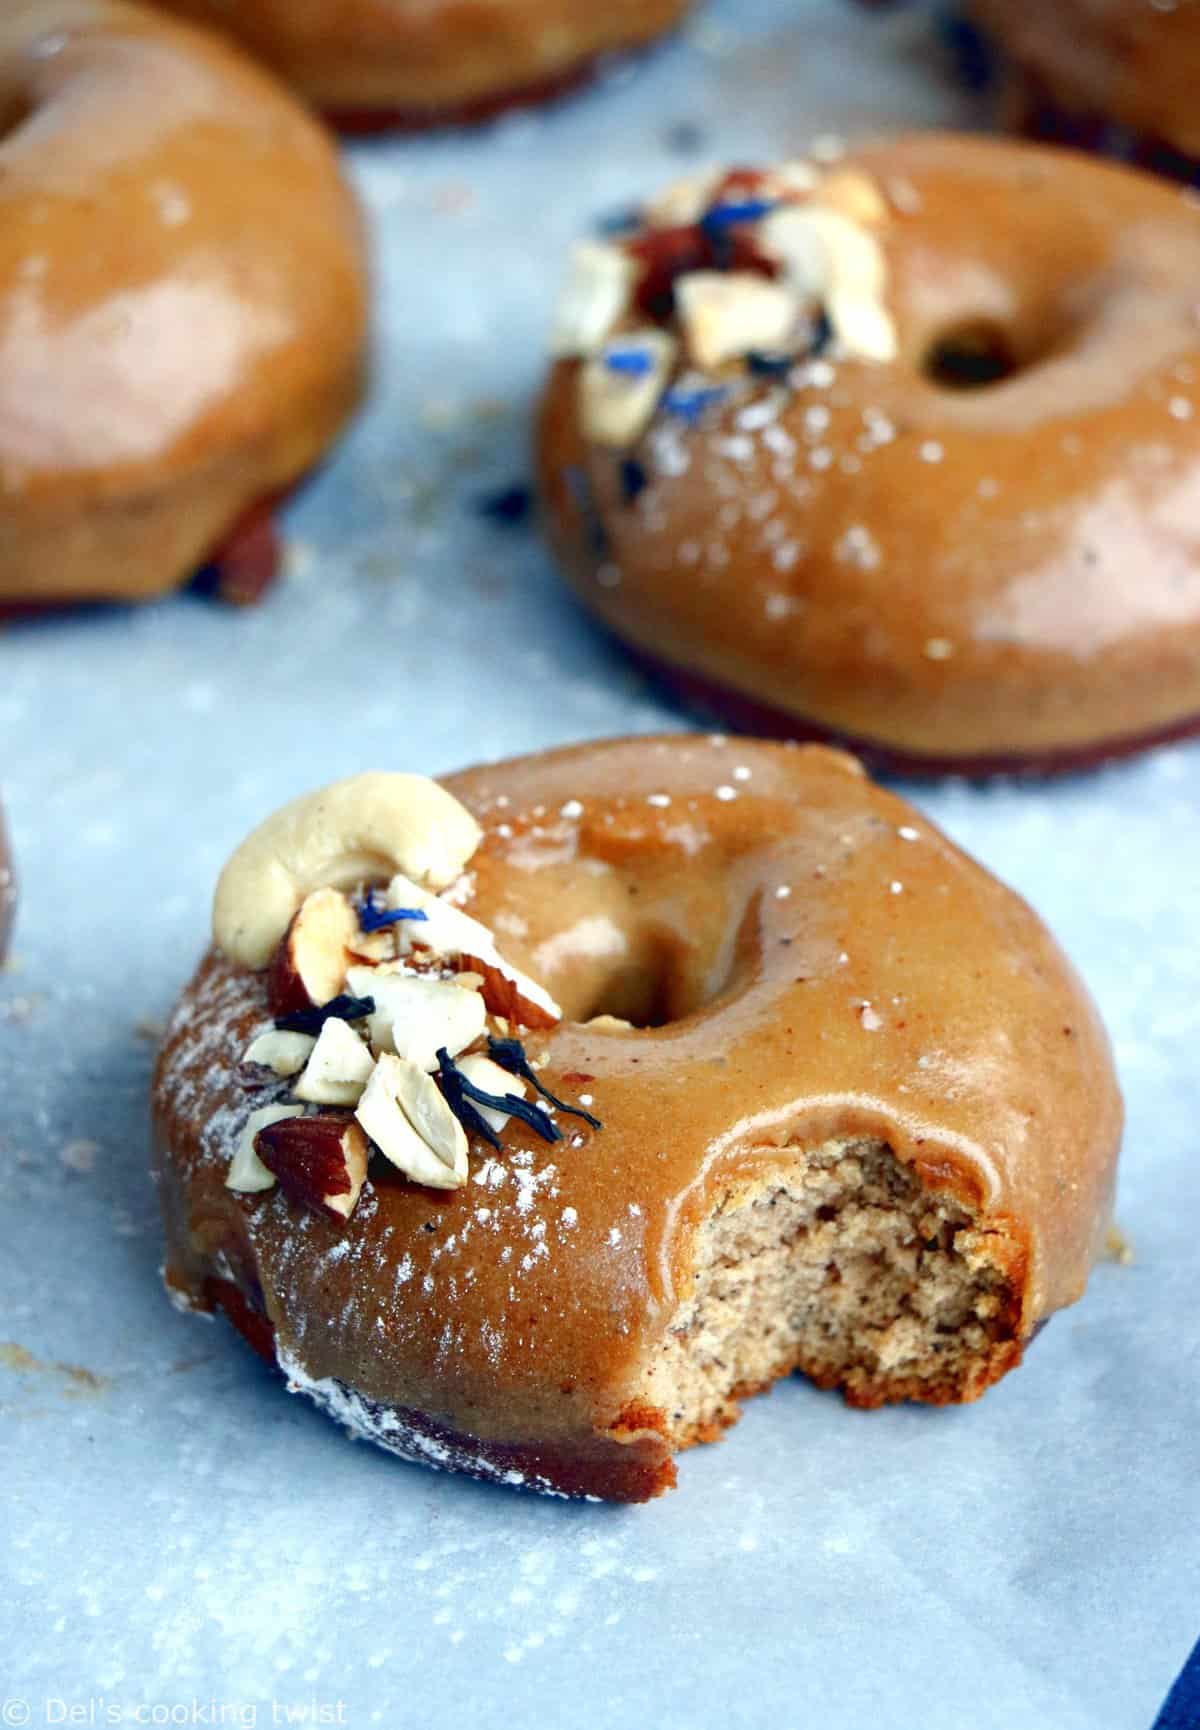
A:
<box><xmin>274</xmin><ymin>993</ymin><xmax>376</xmax><ymax>1036</ymax></box>
<box><xmin>487</xmin><ymin>1036</ymin><xmax>602</xmax><ymax>1130</ymax></box>
<box><xmin>809</xmin><ymin>308</ymin><xmax>834</xmax><ymax>358</ymax></box>
<box><xmin>436</xmin><ymin>1048</ymin><xmax>563</xmax><ymax>1146</ymax></box>
<box><xmin>604</xmin><ymin>348</ymin><xmax>656</xmax><ymax>377</ymax></box>
<box><xmin>746</xmin><ymin>351</ymin><xmax>793</xmax><ymax>380</ymax></box>
<box><xmin>620</xmin><ymin>458</ymin><xmax>648</xmax><ymax>504</ymax></box>
<box><xmin>662</xmin><ymin>384</ymin><xmax>728</xmax><ymax>423</ymax></box>
<box><xmin>358</xmin><ymin>888</ymin><xmax>429</xmax><ymax>934</ymax></box>
<box><xmin>699</xmin><ymin>197</ymin><xmax>776</xmax><ymax>238</ymax></box>
<box><xmin>435</xmin><ymin>1049</ymin><xmax>502</xmax><ymax>1151</ymax></box>
<box><xmin>477</xmin><ymin>483</ymin><xmax>533</xmax><ymax>526</ymax></box>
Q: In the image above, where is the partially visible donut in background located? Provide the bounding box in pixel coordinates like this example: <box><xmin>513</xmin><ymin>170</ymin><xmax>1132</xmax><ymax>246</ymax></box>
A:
<box><xmin>0</xmin><ymin>803</ymin><xmax>14</xmax><ymax>962</ymax></box>
<box><xmin>0</xmin><ymin>0</ymin><xmax>368</xmax><ymax>610</ymax></box>
<box><xmin>145</xmin><ymin>0</ymin><xmax>693</xmax><ymax>129</ymax></box>
<box><xmin>537</xmin><ymin>134</ymin><xmax>1200</xmax><ymax>775</ymax></box>
<box><xmin>968</xmin><ymin>0</ymin><xmax>1200</xmax><ymax>179</ymax></box>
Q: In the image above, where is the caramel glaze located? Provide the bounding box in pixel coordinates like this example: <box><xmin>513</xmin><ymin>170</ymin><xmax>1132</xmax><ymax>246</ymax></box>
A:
<box><xmin>153</xmin><ymin>737</ymin><xmax>1123</xmax><ymax>1500</ymax></box>
<box><xmin>538</xmin><ymin>135</ymin><xmax>1200</xmax><ymax>770</ymax></box>
<box><xmin>147</xmin><ymin>0</ymin><xmax>690</xmax><ymax>123</ymax></box>
<box><xmin>0</xmin><ymin>1</ymin><xmax>368</xmax><ymax>606</ymax></box>
<box><xmin>971</xmin><ymin>0</ymin><xmax>1200</xmax><ymax>167</ymax></box>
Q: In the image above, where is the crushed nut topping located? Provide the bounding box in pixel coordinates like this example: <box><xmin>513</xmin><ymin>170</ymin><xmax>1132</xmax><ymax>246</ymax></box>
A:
<box><xmin>222</xmin><ymin>829</ymin><xmax>600</xmax><ymax>1223</ymax></box>
<box><xmin>550</xmin><ymin>158</ymin><xmax>900</xmax><ymax>447</ymax></box>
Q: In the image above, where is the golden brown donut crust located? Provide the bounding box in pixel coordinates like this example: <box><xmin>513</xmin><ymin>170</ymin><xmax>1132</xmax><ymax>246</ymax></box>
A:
<box><xmin>153</xmin><ymin>737</ymin><xmax>1122</xmax><ymax>1501</ymax></box>
<box><xmin>146</xmin><ymin>0</ymin><xmax>691</xmax><ymax>121</ymax></box>
<box><xmin>971</xmin><ymin>0</ymin><xmax>1200</xmax><ymax>164</ymax></box>
<box><xmin>537</xmin><ymin>135</ymin><xmax>1200</xmax><ymax>769</ymax></box>
<box><xmin>0</xmin><ymin>1</ymin><xmax>368</xmax><ymax>606</ymax></box>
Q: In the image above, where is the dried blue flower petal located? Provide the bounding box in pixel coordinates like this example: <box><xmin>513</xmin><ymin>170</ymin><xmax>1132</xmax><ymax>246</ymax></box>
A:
<box><xmin>620</xmin><ymin>458</ymin><xmax>648</xmax><ymax>504</ymax></box>
<box><xmin>436</xmin><ymin>1048</ymin><xmax>563</xmax><ymax>1147</ymax></box>
<box><xmin>662</xmin><ymin>384</ymin><xmax>728</xmax><ymax>423</ymax></box>
<box><xmin>604</xmin><ymin>347</ymin><xmax>656</xmax><ymax>377</ymax></box>
<box><xmin>746</xmin><ymin>351</ymin><xmax>793</xmax><ymax>380</ymax></box>
<box><xmin>435</xmin><ymin>1048</ymin><xmax>503</xmax><ymax>1150</ymax></box>
<box><xmin>809</xmin><ymin>308</ymin><xmax>834</xmax><ymax>357</ymax></box>
<box><xmin>487</xmin><ymin>1036</ymin><xmax>602</xmax><ymax>1129</ymax></box>
<box><xmin>275</xmin><ymin>993</ymin><xmax>376</xmax><ymax>1036</ymax></box>
<box><xmin>700</xmin><ymin>197</ymin><xmax>777</xmax><ymax>235</ymax></box>
<box><xmin>357</xmin><ymin>887</ymin><xmax>429</xmax><ymax>934</ymax></box>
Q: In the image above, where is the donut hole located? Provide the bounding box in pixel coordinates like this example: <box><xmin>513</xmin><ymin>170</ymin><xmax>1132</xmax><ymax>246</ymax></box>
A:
<box><xmin>578</xmin><ymin>929</ymin><xmax>706</xmax><ymax>1029</ymax></box>
<box><xmin>923</xmin><ymin>320</ymin><xmax>1021</xmax><ymax>389</ymax></box>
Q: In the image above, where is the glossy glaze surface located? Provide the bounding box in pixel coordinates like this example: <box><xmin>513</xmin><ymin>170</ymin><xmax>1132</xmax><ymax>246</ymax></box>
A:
<box><xmin>538</xmin><ymin>135</ymin><xmax>1200</xmax><ymax>765</ymax></box>
<box><xmin>154</xmin><ymin>737</ymin><xmax>1122</xmax><ymax>1487</ymax></box>
<box><xmin>149</xmin><ymin>0</ymin><xmax>690</xmax><ymax>118</ymax></box>
<box><xmin>0</xmin><ymin>0</ymin><xmax>368</xmax><ymax>603</ymax></box>
<box><xmin>971</xmin><ymin>0</ymin><xmax>1200</xmax><ymax>160</ymax></box>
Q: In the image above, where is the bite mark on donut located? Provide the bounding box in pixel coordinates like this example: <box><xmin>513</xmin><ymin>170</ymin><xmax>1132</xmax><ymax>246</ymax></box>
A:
<box><xmin>641</xmin><ymin>1139</ymin><xmax>1027</xmax><ymax>1440</ymax></box>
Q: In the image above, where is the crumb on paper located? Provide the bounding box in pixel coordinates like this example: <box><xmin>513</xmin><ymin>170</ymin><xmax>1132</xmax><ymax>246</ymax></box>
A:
<box><xmin>1104</xmin><ymin>1224</ymin><xmax>1134</xmax><ymax>1266</ymax></box>
<box><xmin>61</xmin><ymin>1139</ymin><xmax>100</xmax><ymax>1174</ymax></box>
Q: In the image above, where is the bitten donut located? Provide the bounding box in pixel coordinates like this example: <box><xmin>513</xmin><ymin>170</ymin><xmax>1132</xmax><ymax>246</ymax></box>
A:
<box><xmin>0</xmin><ymin>1</ymin><xmax>368</xmax><ymax>608</ymax></box>
<box><xmin>537</xmin><ymin>135</ymin><xmax>1200</xmax><ymax>773</ymax></box>
<box><xmin>970</xmin><ymin>0</ymin><xmax>1200</xmax><ymax>177</ymax></box>
<box><xmin>147</xmin><ymin>0</ymin><xmax>692</xmax><ymax>128</ymax></box>
<box><xmin>153</xmin><ymin>739</ymin><xmax>1122</xmax><ymax>1502</ymax></box>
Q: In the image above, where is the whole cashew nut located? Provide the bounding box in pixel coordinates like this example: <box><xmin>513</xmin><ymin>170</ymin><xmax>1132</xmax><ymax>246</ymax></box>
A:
<box><xmin>212</xmin><ymin>773</ymin><xmax>482</xmax><ymax>969</ymax></box>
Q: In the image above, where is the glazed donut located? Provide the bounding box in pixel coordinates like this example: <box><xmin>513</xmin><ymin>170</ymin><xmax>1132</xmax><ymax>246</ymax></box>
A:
<box><xmin>969</xmin><ymin>0</ymin><xmax>1200</xmax><ymax>177</ymax></box>
<box><xmin>536</xmin><ymin>135</ymin><xmax>1200</xmax><ymax>774</ymax></box>
<box><xmin>153</xmin><ymin>739</ymin><xmax>1122</xmax><ymax>1502</ymax></box>
<box><xmin>145</xmin><ymin>0</ymin><xmax>692</xmax><ymax>128</ymax></box>
<box><xmin>0</xmin><ymin>803</ymin><xmax>14</xmax><ymax>962</ymax></box>
<box><xmin>0</xmin><ymin>1</ymin><xmax>368</xmax><ymax>608</ymax></box>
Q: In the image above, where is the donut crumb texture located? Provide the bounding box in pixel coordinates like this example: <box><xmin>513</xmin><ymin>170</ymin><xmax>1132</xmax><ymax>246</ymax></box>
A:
<box><xmin>643</xmin><ymin>1136</ymin><xmax>1021</xmax><ymax>1440</ymax></box>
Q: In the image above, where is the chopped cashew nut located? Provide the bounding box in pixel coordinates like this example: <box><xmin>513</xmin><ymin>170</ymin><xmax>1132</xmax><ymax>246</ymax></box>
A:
<box><xmin>242</xmin><ymin>1028</ymin><xmax>316</xmax><ymax>1076</ymax></box>
<box><xmin>760</xmin><ymin>205</ymin><xmax>896</xmax><ymax>362</ymax></box>
<box><xmin>550</xmin><ymin>242</ymin><xmax>638</xmax><ymax>358</ymax></box>
<box><xmin>676</xmin><ymin>272</ymin><xmax>802</xmax><ymax>371</ymax></box>
<box><xmin>226</xmin><ymin>1104</ymin><xmax>304</xmax><ymax>1193</ymax></box>
<box><xmin>291</xmin><ymin>1018</ymin><xmax>376</xmax><ymax>1106</ymax></box>
<box><xmin>386</xmin><ymin>874</ymin><xmax>562</xmax><ymax>1023</ymax></box>
<box><xmin>355</xmin><ymin>1055</ymin><xmax>468</xmax><ymax>1189</ymax></box>
<box><xmin>579</xmin><ymin>329</ymin><xmax>679</xmax><ymax>448</ymax></box>
<box><xmin>345</xmin><ymin>964</ymin><xmax>487</xmax><ymax>1072</ymax></box>
<box><xmin>212</xmin><ymin>773</ymin><xmax>482</xmax><ymax>970</ymax></box>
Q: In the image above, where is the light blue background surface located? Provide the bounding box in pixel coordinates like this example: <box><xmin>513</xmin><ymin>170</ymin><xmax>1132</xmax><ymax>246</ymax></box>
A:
<box><xmin>1</xmin><ymin>4</ymin><xmax>1197</xmax><ymax>1726</ymax></box>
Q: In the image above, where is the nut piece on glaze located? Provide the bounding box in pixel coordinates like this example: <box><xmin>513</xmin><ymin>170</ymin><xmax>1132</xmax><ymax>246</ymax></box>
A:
<box><xmin>212</xmin><ymin>774</ymin><xmax>483</xmax><ymax>971</ymax></box>
<box><xmin>154</xmin><ymin>737</ymin><xmax>1124</xmax><ymax>1502</ymax></box>
<box><xmin>0</xmin><ymin>0</ymin><xmax>368</xmax><ymax>607</ymax></box>
<box><xmin>537</xmin><ymin>134</ymin><xmax>1200</xmax><ymax>772</ymax></box>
